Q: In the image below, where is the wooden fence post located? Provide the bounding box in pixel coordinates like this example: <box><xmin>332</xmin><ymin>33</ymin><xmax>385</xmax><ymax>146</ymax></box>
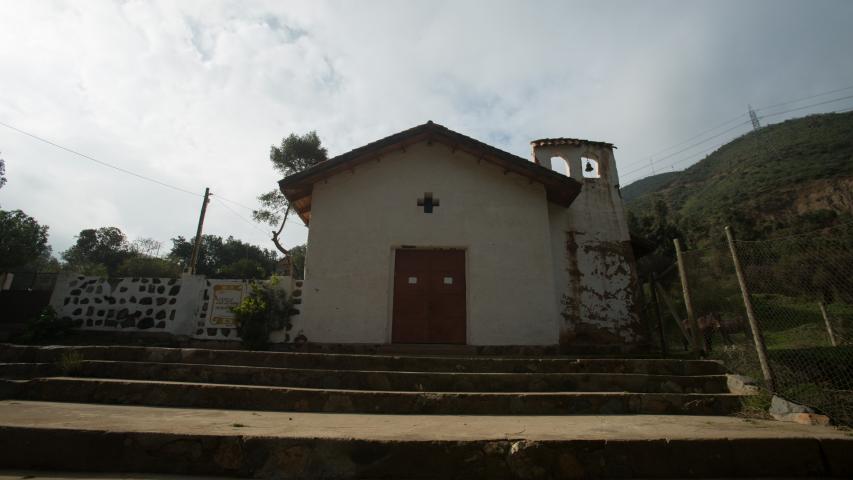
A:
<box><xmin>818</xmin><ymin>302</ymin><xmax>838</xmax><ymax>347</ymax></box>
<box><xmin>650</xmin><ymin>273</ymin><xmax>667</xmax><ymax>356</ymax></box>
<box><xmin>673</xmin><ymin>238</ymin><xmax>705</xmax><ymax>356</ymax></box>
<box><xmin>655</xmin><ymin>282</ymin><xmax>691</xmax><ymax>351</ymax></box>
<box><xmin>725</xmin><ymin>226</ymin><xmax>776</xmax><ymax>392</ymax></box>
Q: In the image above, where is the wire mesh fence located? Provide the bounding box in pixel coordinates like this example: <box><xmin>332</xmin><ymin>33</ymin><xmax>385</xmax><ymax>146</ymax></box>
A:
<box><xmin>664</xmin><ymin>223</ymin><xmax>853</xmax><ymax>425</ymax></box>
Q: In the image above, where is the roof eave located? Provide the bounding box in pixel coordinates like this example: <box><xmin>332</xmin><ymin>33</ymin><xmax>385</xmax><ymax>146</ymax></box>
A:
<box><xmin>278</xmin><ymin>122</ymin><xmax>584</xmax><ymax>224</ymax></box>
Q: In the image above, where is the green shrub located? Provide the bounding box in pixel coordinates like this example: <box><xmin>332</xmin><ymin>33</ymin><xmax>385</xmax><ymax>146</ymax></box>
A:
<box><xmin>231</xmin><ymin>278</ymin><xmax>297</xmax><ymax>350</ymax></box>
<box><xmin>58</xmin><ymin>351</ymin><xmax>84</xmax><ymax>375</ymax></box>
<box><xmin>19</xmin><ymin>306</ymin><xmax>74</xmax><ymax>343</ymax></box>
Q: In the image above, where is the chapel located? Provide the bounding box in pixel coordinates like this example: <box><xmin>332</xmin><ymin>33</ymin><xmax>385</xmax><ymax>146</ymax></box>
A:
<box><xmin>279</xmin><ymin>121</ymin><xmax>646</xmax><ymax>350</ymax></box>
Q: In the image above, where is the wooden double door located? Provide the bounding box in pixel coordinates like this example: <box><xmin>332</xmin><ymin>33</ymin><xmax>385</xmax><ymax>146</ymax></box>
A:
<box><xmin>391</xmin><ymin>249</ymin><xmax>466</xmax><ymax>344</ymax></box>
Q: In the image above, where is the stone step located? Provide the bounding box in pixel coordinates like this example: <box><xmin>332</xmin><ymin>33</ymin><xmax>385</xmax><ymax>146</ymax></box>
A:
<box><xmin>3</xmin><ymin>377</ymin><xmax>746</xmax><ymax>415</ymax></box>
<box><xmin>0</xmin><ymin>401</ymin><xmax>850</xmax><ymax>479</ymax></box>
<box><xmin>0</xmin><ymin>471</ymin><xmax>233</xmax><ymax>480</ymax></box>
<box><xmin>0</xmin><ymin>344</ymin><xmax>726</xmax><ymax>375</ymax></box>
<box><xmin>0</xmin><ymin>360</ymin><xmax>730</xmax><ymax>393</ymax></box>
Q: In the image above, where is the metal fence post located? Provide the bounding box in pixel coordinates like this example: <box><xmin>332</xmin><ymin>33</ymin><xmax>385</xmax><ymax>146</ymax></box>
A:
<box><xmin>650</xmin><ymin>272</ymin><xmax>667</xmax><ymax>356</ymax></box>
<box><xmin>673</xmin><ymin>238</ymin><xmax>705</xmax><ymax>356</ymax></box>
<box><xmin>724</xmin><ymin>226</ymin><xmax>776</xmax><ymax>392</ymax></box>
<box><xmin>818</xmin><ymin>302</ymin><xmax>838</xmax><ymax>347</ymax></box>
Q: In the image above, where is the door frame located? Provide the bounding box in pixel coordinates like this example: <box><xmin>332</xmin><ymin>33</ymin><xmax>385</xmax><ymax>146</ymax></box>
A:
<box><xmin>386</xmin><ymin>246</ymin><xmax>469</xmax><ymax>344</ymax></box>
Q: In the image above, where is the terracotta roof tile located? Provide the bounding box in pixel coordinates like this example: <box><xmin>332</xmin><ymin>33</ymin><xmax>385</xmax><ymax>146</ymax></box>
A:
<box><xmin>530</xmin><ymin>138</ymin><xmax>615</xmax><ymax>149</ymax></box>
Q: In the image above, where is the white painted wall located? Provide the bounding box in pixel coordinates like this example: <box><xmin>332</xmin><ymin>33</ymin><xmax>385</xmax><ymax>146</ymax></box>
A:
<box><xmin>49</xmin><ymin>273</ymin><xmax>301</xmax><ymax>342</ymax></box>
<box><xmin>297</xmin><ymin>141</ymin><xmax>560</xmax><ymax>345</ymax></box>
<box><xmin>534</xmin><ymin>143</ymin><xmax>644</xmax><ymax>347</ymax></box>
<box><xmin>49</xmin><ymin>272</ymin><xmax>203</xmax><ymax>336</ymax></box>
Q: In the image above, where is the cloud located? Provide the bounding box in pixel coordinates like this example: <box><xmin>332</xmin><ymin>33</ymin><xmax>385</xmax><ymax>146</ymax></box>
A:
<box><xmin>1</xmin><ymin>0</ymin><xmax>852</xmax><ymax>255</ymax></box>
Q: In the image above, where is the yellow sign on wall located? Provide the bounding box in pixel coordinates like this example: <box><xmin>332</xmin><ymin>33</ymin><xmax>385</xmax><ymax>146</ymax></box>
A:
<box><xmin>209</xmin><ymin>283</ymin><xmax>245</xmax><ymax>327</ymax></box>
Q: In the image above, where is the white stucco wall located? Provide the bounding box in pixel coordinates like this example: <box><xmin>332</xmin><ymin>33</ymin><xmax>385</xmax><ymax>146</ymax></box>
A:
<box><xmin>49</xmin><ymin>272</ymin><xmax>204</xmax><ymax>336</ymax></box>
<box><xmin>49</xmin><ymin>273</ymin><xmax>301</xmax><ymax>342</ymax></box>
<box><xmin>534</xmin><ymin>144</ymin><xmax>644</xmax><ymax>347</ymax></box>
<box><xmin>297</xmin><ymin>141</ymin><xmax>560</xmax><ymax>345</ymax></box>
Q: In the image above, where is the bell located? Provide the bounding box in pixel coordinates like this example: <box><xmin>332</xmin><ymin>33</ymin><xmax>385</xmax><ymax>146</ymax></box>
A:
<box><xmin>585</xmin><ymin>161</ymin><xmax>594</xmax><ymax>173</ymax></box>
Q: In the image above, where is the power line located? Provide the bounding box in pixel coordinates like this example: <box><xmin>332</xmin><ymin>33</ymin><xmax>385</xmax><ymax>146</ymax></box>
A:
<box><xmin>212</xmin><ymin>197</ymin><xmax>271</xmax><ymax>236</ymax></box>
<box><xmin>645</xmin><ymin>113</ymin><xmax>747</xmax><ymax>159</ymax></box>
<box><xmin>620</xmin><ymin>92</ymin><xmax>853</xmax><ymax>183</ymax></box>
<box><xmin>754</xmin><ymin>84</ymin><xmax>853</xmax><ymax>112</ymax></box>
<box><xmin>759</xmin><ymin>94</ymin><xmax>853</xmax><ymax>119</ymax></box>
<box><xmin>621</xmin><ymin>143</ymin><xmax>722</xmax><ymax>185</ymax></box>
<box><xmin>620</xmin><ymin>120</ymin><xmax>752</xmax><ymax>177</ymax></box>
<box><xmin>618</xmin><ymin>113</ymin><xmax>747</xmax><ymax>175</ymax></box>
<box><xmin>621</xmin><ymin>84</ymin><xmax>853</xmax><ymax>178</ymax></box>
<box><xmin>213</xmin><ymin>196</ymin><xmax>306</xmax><ymax>240</ymax></box>
<box><xmin>215</xmin><ymin>195</ymin><xmax>258</xmax><ymax>212</ymax></box>
<box><xmin>0</xmin><ymin>120</ymin><xmax>202</xmax><ymax>198</ymax></box>
<box><xmin>0</xmin><ymin>119</ymin><xmax>299</xmax><ymax>233</ymax></box>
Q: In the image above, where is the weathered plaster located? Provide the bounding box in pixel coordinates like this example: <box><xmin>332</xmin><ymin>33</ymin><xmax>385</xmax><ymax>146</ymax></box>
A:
<box><xmin>535</xmin><ymin>143</ymin><xmax>645</xmax><ymax>349</ymax></box>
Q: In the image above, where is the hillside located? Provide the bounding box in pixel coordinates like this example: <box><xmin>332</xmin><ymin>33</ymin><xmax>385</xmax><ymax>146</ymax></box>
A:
<box><xmin>621</xmin><ymin>171</ymin><xmax>680</xmax><ymax>203</ymax></box>
<box><xmin>624</xmin><ymin>111</ymin><xmax>853</xmax><ymax>243</ymax></box>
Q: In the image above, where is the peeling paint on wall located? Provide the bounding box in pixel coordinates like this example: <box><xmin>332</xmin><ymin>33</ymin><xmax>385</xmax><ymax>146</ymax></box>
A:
<box><xmin>535</xmin><ymin>141</ymin><xmax>646</xmax><ymax>350</ymax></box>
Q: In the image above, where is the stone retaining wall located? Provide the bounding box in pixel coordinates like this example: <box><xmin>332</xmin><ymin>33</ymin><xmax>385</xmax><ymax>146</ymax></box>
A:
<box><xmin>48</xmin><ymin>272</ymin><xmax>302</xmax><ymax>342</ymax></box>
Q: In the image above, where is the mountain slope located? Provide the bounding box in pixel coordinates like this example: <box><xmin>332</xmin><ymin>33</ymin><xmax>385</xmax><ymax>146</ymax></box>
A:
<box><xmin>624</xmin><ymin>111</ymin><xmax>853</xmax><ymax>241</ymax></box>
<box><xmin>620</xmin><ymin>171</ymin><xmax>680</xmax><ymax>203</ymax></box>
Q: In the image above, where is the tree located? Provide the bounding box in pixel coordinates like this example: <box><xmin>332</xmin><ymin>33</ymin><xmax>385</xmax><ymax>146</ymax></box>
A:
<box><xmin>288</xmin><ymin>244</ymin><xmax>307</xmax><ymax>279</ymax></box>
<box><xmin>168</xmin><ymin>234</ymin><xmax>224</xmax><ymax>274</ymax></box>
<box><xmin>218</xmin><ymin>258</ymin><xmax>266</xmax><ymax>279</ymax></box>
<box><xmin>20</xmin><ymin>250</ymin><xmax>61</xmax><ymax>273</ymax></box>
<box><xmin>62</xmin><ymin>227</ymin><xmax>133</xmax><ymax>276</ymax></box>
<box><xmin>116</xmin><ymin>256</ymin><xmax>181</xmax><ymax>278</ymax></box>
<box><xmin>631</xmin><ymin>198</ymin><xmax>684</xmax><ymax>257</ymax></box>
<box><xmin>131</xmin><ymin>237</ymin><xmax>163</xmax><ymax>257</ymax></box>
<box><xmin>253</xmin><ymin>132</ymin><xmax>327</xmax><ymax>255</ymax></box>
<box><xmin>168</xmin><ymin>234</ymin><xmax>279</xmax><ymax>279</ymax></box>
<box><xmin>0</xmin><ymin>152</ymin><xmax>6</xmax><ymax>190</ymax></box>
<box><xmin>627</xmin><ymin>197</ymin><xmax>686</xmax><ymax>276</ymax></box>
<box><xmin>0</xmin><ymin>209</ymin><xmax>50</xmax><ymax>270</ymax></box>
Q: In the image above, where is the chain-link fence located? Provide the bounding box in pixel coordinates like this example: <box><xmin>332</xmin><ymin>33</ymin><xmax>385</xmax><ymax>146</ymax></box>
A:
<box><xmin>653</xmin><ymin>223</ymin><xmax>853</xmax><ymax>425</ymax></box>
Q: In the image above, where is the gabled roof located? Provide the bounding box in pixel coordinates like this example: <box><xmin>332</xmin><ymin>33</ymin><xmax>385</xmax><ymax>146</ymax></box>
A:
<box><xmin>279</xmin><ymin>121</ymin><xmax>582</xmax><ymax>225</ymax></box>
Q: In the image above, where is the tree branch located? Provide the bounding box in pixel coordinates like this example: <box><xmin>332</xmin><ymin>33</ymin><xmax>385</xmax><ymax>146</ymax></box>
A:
<box><xmin>271</xmin><ymin>205</ymin><xmax>292</xmax><ymax>256</ymax></box>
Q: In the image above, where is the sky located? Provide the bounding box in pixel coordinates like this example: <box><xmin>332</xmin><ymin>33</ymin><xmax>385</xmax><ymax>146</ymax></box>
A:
<box><xmin>1</xmin><ymin>0</ymin><xmax>852</xmax><ymax>257</ymax></box>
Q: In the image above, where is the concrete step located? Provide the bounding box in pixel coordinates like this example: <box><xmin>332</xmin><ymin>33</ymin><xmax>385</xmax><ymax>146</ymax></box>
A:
<box><xmin>0</xmin><ymin>401</ymin><xmax>850</xmax><ymax>479</ymax></box>
<box><xmin>0</xmin><ymin>360</ymin><xmax>730</xmax><ymax>393</ymax></box>
<box><xmin>0</xmin><ymin>471</ymin><xmax>232</xmax><ymax>480</ymax></box>
<box><xmin>3</xmin><ymin>377</ymin><xmax>746</xmax><ymax>415</ymax></box>
<box><xmin>0</xmin><ymin>325</ymin><xmax>26</xmax><ymax>343</ymax></box>
<box><xmin>0</xmin><ymin>344</ymin><xmax>726</xmax><ymax>375</ymax></box>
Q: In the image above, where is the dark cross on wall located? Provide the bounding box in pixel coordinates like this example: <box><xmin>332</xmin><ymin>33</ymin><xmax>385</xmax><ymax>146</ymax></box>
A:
<box><xmin>417</xmin><ymin>192</ymin><xmax>440</xmax><ymax>213</ymax></box>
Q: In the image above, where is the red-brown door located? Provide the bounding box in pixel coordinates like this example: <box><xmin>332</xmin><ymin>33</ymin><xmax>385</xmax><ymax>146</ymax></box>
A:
<box><xmin>392</xmin><ymin>249</ymin><xmax>466</xmax><ymax>344</ymax></box>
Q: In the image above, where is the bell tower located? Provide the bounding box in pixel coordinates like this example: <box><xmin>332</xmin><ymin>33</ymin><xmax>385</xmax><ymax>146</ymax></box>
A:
<box><xmin>531</xmin><ymin>138</ymin><xmax>645</xmax><ymax>351</ymax></box>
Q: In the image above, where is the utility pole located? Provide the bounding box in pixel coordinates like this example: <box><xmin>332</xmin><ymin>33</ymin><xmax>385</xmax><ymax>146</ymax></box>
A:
<box><xmin>188</xmin><ymin>187</ymin><xmax>211</xmax><ymax>275</ymax></box>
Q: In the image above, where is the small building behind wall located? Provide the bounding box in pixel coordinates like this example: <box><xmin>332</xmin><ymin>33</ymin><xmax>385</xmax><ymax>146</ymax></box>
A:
<box><xmin>280</xmin><ymin>121</ymin><xmax>646</xmax><ymax>351</ymax></box>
